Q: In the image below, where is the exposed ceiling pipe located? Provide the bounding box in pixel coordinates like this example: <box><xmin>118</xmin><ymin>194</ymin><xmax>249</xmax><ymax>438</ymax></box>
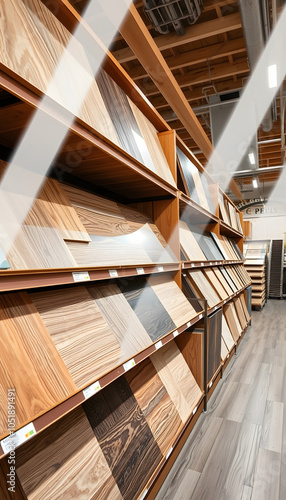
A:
<box><xmin>239</xmin><ymin>0</ymin><xmax>274</xmax><ymax>132</ymax></box>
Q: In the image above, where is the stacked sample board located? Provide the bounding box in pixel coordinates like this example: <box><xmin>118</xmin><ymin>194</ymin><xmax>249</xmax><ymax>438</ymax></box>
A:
<box><xmin>244</xmin><ymin>242</ymin><xmax>267</xmax><ymax>308</ymax></box>
<box><xmin>269</xmin><ymin>240</ymin><xmax>284</xmax><ymax>299</ymax></box>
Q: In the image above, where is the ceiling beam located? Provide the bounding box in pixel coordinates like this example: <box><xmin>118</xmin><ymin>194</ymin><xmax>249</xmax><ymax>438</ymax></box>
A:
<box><xmin>113</xmin><ymin>12</ymin><xmax>242</xmax><ymax>63</ymax></box>
<box><xmin>141</xmin><ymin>60</ymin><xmax>249</xmax><ymax>97</ymax></box>
<box><xmin>129</xmin><ymin>38</ymin><xmax>246</xmax><ymax>81</ymax></box>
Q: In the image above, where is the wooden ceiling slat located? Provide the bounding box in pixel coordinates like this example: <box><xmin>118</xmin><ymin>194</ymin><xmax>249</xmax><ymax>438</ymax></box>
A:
<box><xmin>114</xmin><ymin>12</ymin><xmax>242</xmax><ymax>63</ymax></box>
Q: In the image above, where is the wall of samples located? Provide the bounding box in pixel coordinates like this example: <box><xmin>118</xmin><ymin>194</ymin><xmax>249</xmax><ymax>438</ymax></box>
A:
<box><xmin>0</xmin><ymin>1</ymin><xmax>251</xmax><ymax>499</ymax></box>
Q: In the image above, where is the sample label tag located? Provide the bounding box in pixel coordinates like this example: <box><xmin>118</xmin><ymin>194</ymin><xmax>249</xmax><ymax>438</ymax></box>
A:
<box><xmin>209</xmin><ymin>381</ymin><xmax>213</xmax><ymax>388</ymax></box>
<box><xmin>109</xmin><ymin>269</ymin><xmax>118</xmax><ymax>278</ymax></box>
<box><xmin>173</xmin><ymin>330</ymin><xmax>179</xmax><ymax>338</ymax></box>
<box><xmin>139</xmin><ymin>489</ymin><xmax>148</xmax><ymax>500</ymax></box>
<box><xmin>83</xmin><ymin>381</ymin><xmax>101</xmax><ymax>399</ymax></box>
<box><xmin>1</xmin><ymin>423</ymin><xmax>36</xmax><ymax>454</ymax></box>
<box><xmin>199</xmin><ymin>314</ymin><xmax>203</xmax><ymax>320</ymax></box>
<box><xmin>201</xmin><ymin>263</ymin><xmax>204</xmax><ymax>266</ymax></box>
<box><xmin>193</xmin><ymin>406</ymin><xmax>198</xmax><ymax>415</ymax></box>
<box><xmin>155</xmin><ymin>340</ymin><xmax>163</xmax><ymax>350</ymax></box>
<box><xmin>72</xmin><ymin>271</ymin><xmax>90</xmax><ymax>282</ymax></box>
<box><xmin>136</xmin><ymin>267</ymin><xmax>144</xmax><ymax>275</ymax></box>
<box><xmin>210</xmin><ymin>262</ymin><xmax>213</xmax><ymax>266</ymax></box>
<box><xmin>157</xmin><ymin>266</ymin><xmax>164</xmax><ymax>272</ymax></box>
<box><xmin>187</xmin><ymin>321</ymin><xmax>191</xmax><ymax>328</ymax></box>
<box><xmin>191</xmin><ymin>263</ymin><xmax>195</xmax><ymax>267</ymax></box>
<box><xmin>123</xmin><ymin>358</ymin><xmax>135</xmax><ymax>372</ymax></box>
<box><xmin>166</xmin><ymin>447</ymin><xmax>173</xmax><ymax>460</ymax></box>
<box><xmin>227</xmin><ymin>354</ymin><xmax>230</xmax><ymax>358</ymax></box>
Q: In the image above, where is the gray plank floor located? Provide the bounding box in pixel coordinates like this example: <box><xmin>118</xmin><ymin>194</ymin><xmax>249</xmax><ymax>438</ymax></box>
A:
<box><xmin>155</xmin><ymin>300</ymin><xmax>286</xmax><ymax>500</ymax></box>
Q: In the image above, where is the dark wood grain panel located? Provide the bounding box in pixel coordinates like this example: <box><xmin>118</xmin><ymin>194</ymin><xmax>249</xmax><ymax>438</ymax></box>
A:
<box><xmin>147</xmin><ymin>274</ymin><xmax>197</xmax><ymax>327</ymax></box>
<box><xmin>83</xmin><ymin>376</ymin><xmax>162</xmax><ymax>500</ymax></box>
<box><xmin>151</xmin><ymin>341</ymin><xmax>202</xmax><ymax>423</ymax></box>
<box><xmin>0</xmin><ymin>292</ymin><xmax>76</xmax><ymax>439</ymax></box>
<box><xmin>16</xmin><ymin>406</ymin><xmax>122</xmax><ymax>499</ymax></box>
<box><xmin>177</xmin><ymin>148</ymin><xmax>200</xmax><ymax>204</ymax></box>
<box><xmin>117</xmin><ymin>276</ymin><xmax>176</xmax><ymax>342</ymax></box>
<box><xmin>207</xmin><ymin>308</ymin><xmax>222</xmax><ymax>381</ymax></box>
<box><xmin>126</xmin><ymin>358</ymin><xmax>182</xmax><ymax>455</ymax></box>
<box><xmin>88</xmin><ymin>284</ymin><xmax>152</xmax><ymax>360</ymax></box>
<box><xmin>30</xmin><ymin>286</ymin><xmax>122</xmax><ymax>389</ymax></box>
<box><xmin>176</xmin><ymin>149</ymin><xmax>209</xmax><ymax>211</ymax></box>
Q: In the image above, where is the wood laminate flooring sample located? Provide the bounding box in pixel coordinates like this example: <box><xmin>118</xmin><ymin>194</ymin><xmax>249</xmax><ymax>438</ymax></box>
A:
<box><xmin>0</xmin><ymin>292</ymin><xmax>76</xmax><ymax>438</ymax></box>
<box><xmin>186</xmin><ymin>270</ymin><xmax>221</xmax><ymax>308</ymax></box>
<box><xmin>16</xmin><ymin>407</ymin><xmax>122</xmax><ymax>500</ymax></box>
<box><xmin>88</xmin><ymin>284</ymin><xmax>152</xmax><ymax>361</ymax></box>
<box><xmin>175</xmin><ymin>330</ymin><xmax>204</xmax><ymax>390</ymax></box>
<box><xmin>147</xmin><ymin>274</ymin><xmax>197</xmax><ymax>327</ymax></box>
<box><xmin>240</xmin><ymin>294</ymin><xmax>251</xmax><ymax>322</ymax></box>
<box><xmin>221</xmin><ymin>315</ymin><xmax>235</xmax><ymax>351</ymax></box>
<box><xmin>221</xmin><ymin>337</ymin><xmax>229</xmax><ymax>360</ymax></box>
<box><xmin>210</xmin><ymin>233</ymin><xmax>229</xmax><ymax>260</ymax></box>
<box><xmin>224</xmin><ymin>302</ymin><xmax>241</xmax><ymax>342</ymax></box>
<box><xmin>126</xmin><ymin>357</ymin><xmax>182</xmax><ymax>455</ymax></box>
<box><xmin>179</xmin><ymin>221</ymin><xmax>206</xmax><ymax>261</ymax></box>
<box><xmin>151</xmin><ymin>342</ymin><xmax>202</xmax><ymax>423</ymax></box>
<box><xmin>203</xmin><ymin>268</ymin><xmax>229</xmax><ymax>300</ymax></box>
<box><xmin>0</xmin><ymin>0</ymin><xmax>120</xmax><ymax>146</ymax></box>
<box><xmin>177</xmin><ymin>148</ymin><xmax>209</xmax><ymax>209</ymax></box>
<box><xmin>128</xmin><ymin>98</ymin><xmax>176</xmax><ymax>187</ymax></box>
<box><xmin>30</xmin><ymin>287</ymin><xmax>122</xmax><ymax>389</ymax></box>
<box><xmin>233</xmin><ymin>297</ymin><xmax>247</xmax><ymax>329</ymax></box>
<box><xmin>212</xmin><ymin>267</ymin><xmax>233</xmax><ymax>296</ymax></box>
<box><xmin>117</xmin><ymin>276</ymin><xmax>176</xmax><ymax>342</ymax></box>
<box><xmin>0</xmin><ymin>225</ymin><xmax>77</xmax><ymax>270</ymax></box>
<box><xmin>220</xmin><ymin>267</ymin><xmax>238</xmax><ymax>293</ymax></box>
<box><xmin>83</xmin><ymin>376</ymin><xmax>162</xmax><ymax>500</ymax></box>
<box><xmin>207</xmin><ymin>309</ymin><xmax>222</xmax><ymax>381</ymax></box>
<box><xmin>26</xmin><ymin>177</ymin><xmax>91</xmax><ymax>242</ymax></box>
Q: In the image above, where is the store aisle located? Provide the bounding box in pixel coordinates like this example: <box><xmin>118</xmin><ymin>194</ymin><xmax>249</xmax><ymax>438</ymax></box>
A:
<box><xmin>155</xmin><ymin>300</ymin><xmax>286</xmax><ymax>500</ymax></box>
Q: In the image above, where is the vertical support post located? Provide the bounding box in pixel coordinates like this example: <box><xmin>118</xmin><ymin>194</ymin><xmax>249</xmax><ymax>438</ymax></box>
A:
<box><xmin>203</xmin><ymin>299</ymin><xmax>208</xmax><ymax>412</ymax></box>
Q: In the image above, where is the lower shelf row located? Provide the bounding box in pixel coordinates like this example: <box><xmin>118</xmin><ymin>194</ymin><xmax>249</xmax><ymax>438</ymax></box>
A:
<box><xmin>0</xmin><ymin>289</ymin><xmax>251</xmax><ymax>500</ymax></box>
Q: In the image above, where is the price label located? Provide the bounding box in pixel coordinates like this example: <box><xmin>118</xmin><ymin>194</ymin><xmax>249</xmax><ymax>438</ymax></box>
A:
<box><xmin>123</xmin><ymin>358</ymin><xmax>135</xmax><ymax>372</ymax></box>
<box><xmin>1</xmin><ymin>423</ymin><xmax>36</xmax><ymax>454</ymax></box>
<box><xmin>72</xmin><ymin>271</ymin><xmax>90</xmax><ymax>282</ymax></box>
<box><xmin>136</xmin><ymin>267</ymin><xmax>144</xmax><ymax>275</ymax></box>
<box><xmin>157</xmin><ymin>266</ymin><xmax>164</xmax><ymax>272</ymax></box>
<box><xmin>173</xmin><ymin>330</ymin><xmax>179</xmax><ymax>338</ymax></box>
<box><xmin>155</xmin><ymin>340</ymin><xmax>163</xmax><ymax>350</ymax></box>
<box><xmin>193</xmin><ymin>406</ymin><xmax>198</xmax><ymax>415</ymax></box>
<box><xmin>109</xmin><ymin>269</ymin><xmax>118</xmax><ymax>278</ymax></box>
<box><xmin>199</xmin><ymin>314</ymin><xmax>203</xmax><ymax>320</ymax></box>
<box><xmin>191</xmin><ymin>263</ymin><xmax>195</xmax><ymax>267</ymax></box>
<box><xmin>139</xmin><ymin>489</ymin><xmax>148</xmax><ymax>500</ymax></box>
<box><xmin>201</xmin><ymin>263</ymin><xmax>204</xmax><ymax>266</ymax></box>
<box><xmin>209</xmin><ymin>381</ymin><xmax>213</xmax><ymax>388</ymax></box>
<box><xmin>187</xmin><ymin>321</ymin><xmax>191</xmax><ymax>328</ymax></box>
<box><xmin>214</xmin><ymin>306</ymin><xmax>217</xmax><ymax>310</ymax></box>
<box><xmin>83</xmin><ymin>381</ymin><xmax>101</xmax><ymax>399</ymax></box>
<box><xmin>210</xmin><ymin>262</ymin><xmax>213</xmax><ymax>266</ymax></box>
<box><xmin>227</xmin><ymin>354</ymin><xmax>230</xmax><ymax>359</ymax></box>
<box><xmin>166</xmin><ymin>447</ymin><xmax>173</xmax><ymax>460</ymax></box>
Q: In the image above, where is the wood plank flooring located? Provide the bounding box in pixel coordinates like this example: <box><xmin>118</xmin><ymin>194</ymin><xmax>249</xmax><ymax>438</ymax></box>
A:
<box><xmin>156</xmin><ymin>300</ymin><xmax>286</xmax><ymax>500</ymax></box>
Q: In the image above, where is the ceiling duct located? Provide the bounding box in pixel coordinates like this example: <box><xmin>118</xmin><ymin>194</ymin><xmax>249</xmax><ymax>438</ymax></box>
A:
<box><xmin>143</xmin><ymin>0</ymin><xmax>203</xmax><ymax>36</ymax></box>
<box><xmin>239</xmin><ymin>0</ymin><xmax>274</xmax><ymax>132</ymax></box>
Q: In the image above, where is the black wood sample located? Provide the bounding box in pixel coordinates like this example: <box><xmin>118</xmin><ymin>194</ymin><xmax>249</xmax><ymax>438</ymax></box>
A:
<box><xmin>117</xmin><ymin>276</ymin><xmax>176</xmax><ymax>341</ymax></box>
<box><xmin>83</xmin><ymin>376</ymin><xmax>162</xmax><ymax>500</ymax></box>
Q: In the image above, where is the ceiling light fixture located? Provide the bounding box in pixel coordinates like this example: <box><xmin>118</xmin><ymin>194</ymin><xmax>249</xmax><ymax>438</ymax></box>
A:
<box><xmin>248</xmin><ymin>152</ymin><xmax>256</xmax><ymax>165</ymax></box>
<box><xmin>268</xmin><ymin>64</ymin><xmax>278</xmax><ymax>88</ymax></box>
<box><xmin>252</xmin><ymin>177</ymin><xmax>258</xmax><ymax>188</ymax></box>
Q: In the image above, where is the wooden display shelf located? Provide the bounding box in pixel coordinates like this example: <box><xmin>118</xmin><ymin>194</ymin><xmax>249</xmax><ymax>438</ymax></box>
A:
<box><xmin>0</xmin><ymin>310</ymin><xmax>205</xmax><ymax>459</ymax></box>
<box><xmin>179</xmin><ymin>192</ymin><xmax>219</xmax><ymax>225</ymax></box>
<box><xmin>182</xmin><ymin>260</ymin><xmax>243</xmax><ymax>269</ymax></box>
<box><xmin>0</xmin><ymin>71</ymin><xmax>177</xmax><ymax>202</ymax></box>
<box><xmin>219</xmin><ymin>221</ymin><xmax>243</xmax><ymax>238</ymax></box>
<box><xmin>0</xmin><ymin>263</ymin><xmax>181</xmax><ymax>293</ymax></box>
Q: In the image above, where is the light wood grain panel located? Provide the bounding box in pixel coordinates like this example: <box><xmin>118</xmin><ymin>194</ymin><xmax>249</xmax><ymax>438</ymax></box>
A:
<box><xmin>227</xmin><ymin>267</ymin><xmax>244</xmax><ymax>289</ymax></box>
<box><xmin>0</xmin><ymin>0</ymin><xmax>120</xmax><ymax>145</ymax></box>
<box><xmin>88</xmin><ymin>283</ymin><xmax>152</xmax><ymax>361</ymax></box>
<box><xmin>224</xmin><ymin>302</ymin><xmax>242</xmax><ymax>342</ymax></box>
<box><xmin>211</xmin><ymin>232</ymin><xmax>229</xmax><ymax>259</ymax></box>
<box><xmin>233</xmin><ymin>297</ymin><xmax>248</xmax><ymax>329</ymax></box>
<box><xmin>175</xmin><ymin>331</ymin><xmax>204</xmax><ymax>390</ymax></box>
<box><xmin>117</xmin><ymin>276</ymin><xmax>177</xmax><ymax>342</ymax></box>
<box><xmin>26</xmin><ymin>177</ymin><xmax>91</xmax><ymax>242</ymax></box>
<box><xmin>128</xmin><ymin>97</ymin><xmax>176</xmax><ymax>187</ymax></box>
<box><xmin>0</xmin><ymin>292</ymin><xmax>76</xmax><ymax>438</ymax></box>
<box><xmin>126</xmin><ymin>357</ymin><xmax>183</xmax><ymax>455</ymax></box>
<box><xmin>151</xmin><ymin>341</ymin><xmax>202</xmax><ymax>423</ymax></box>
<box><xmin>30</xmin><ymin>287</ymin><xmax>122</xmax><ymax>389</ymax></box>
<box><xmin>220</xmin><ymin>267</ymin><xmax>238</xmax><ymax>293</ymax></box>
<box><xmin>0</xmin><ymin>225</ymin><xmax>77</xmax><ymax>270</ymax></box>
<box><xmin>221</xmin><ymin>315</ymin><xmax>235</xmax><ymax>351</ymax></box>
<box><xmin>221</xmin><ymin>337</ymin><xmax>229</xmax><ymax>359</ymax></box>
<box><xmin>83</xmin><ymin>376</ymin><xmax>162</xmax><ymax>500</ymax></box>
<box><xmin>179</xmin><ymin>221</ymin><xmax>207</xmax><ymax>261</ymax></box>
<box><xmin>203</xmin><ymin>268</ymin><xmax>229</xmax><ymax>300</ymax></box>
<box><xmin>213</xmin><ymin>267</ymin><xmax>234</xmax><ymax>296</ymax></box>
<box><xmin>186</xmin><ymin>269</ymin><xmax>221</xmax><ymax>308</ymax></box>
<box><xmin>147</xmin><ymin>274</ymin><xmax>197</xmax><ymax>327</ymax></box>
<box><xmin>16</xmin><ymin>407</ymin><xmax>122</xmax><ymax>500</ymax></box>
